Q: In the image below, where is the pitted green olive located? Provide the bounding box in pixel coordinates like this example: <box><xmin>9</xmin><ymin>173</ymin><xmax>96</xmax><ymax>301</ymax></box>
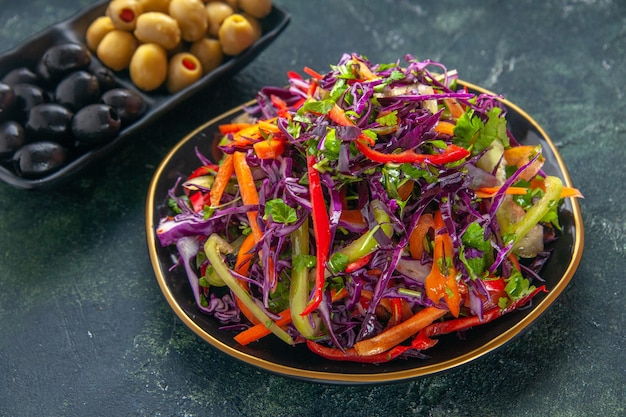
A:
<box><xmin>218</xmin><ymin>13</ymin><xmax>256</xmax><ymax>56</ymax></box>
<box><xmin>190</xmin><ymin>38</ymin><xmax>223</xmax><ymax>74</ymax></box>
<box><xmin>169</xmin><ymin>0</ymin><xmax>209</xmax><ymax>42</ymax></box>
<box><xmin>166</xmin><ymin>53</ymin><xmax>203</xmax><ymax>93</ymax></box>
<box><xmin>209</xmin><ymin>0</ymin><xmax>239</xmax><ymax>9</ymax></box>
<box><xmin>97</xmin><ymin>30</ymin><xmax>138</xmax><ymax>71</ymax></box>
<box><xmin>130</xmin><ymin>43</ymin><xmax>168</xmax><ymax>91</ymax></box>
<box><xmin>205</xmin><ymin>2</ymin><xmax>234</xmax><ymax>37</ymax></box>
<box><xmin>137</xmin><ymin>0</ymin><xmax>171</xmax><ymax>13</ymax></box>
<box><xmin>134</xmin><ymin>12</ymin><xmax>182</xmax><ymax>49</ymax></box>
<box><xmin>238</xmin><ymin>0</ymin><xmax>271</xmax><ymax>18</ymax></box>
<box><xmin>241</xmin><ymin>13</ymin><xmax>262</xmax><ymax>41</ymax></box>
<box><xmin>86</xmin><ymin>16</ymin><xmax>116</xmax><ymax>51</ymax></box>
<box><xmin>106</xmin><ymin>0</ymin><xmax>144</xmax><ymax>31</ymax></box>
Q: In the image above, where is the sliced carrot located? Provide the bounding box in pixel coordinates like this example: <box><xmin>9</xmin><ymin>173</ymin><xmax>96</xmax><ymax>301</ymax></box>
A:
<box><xmin>209</xmin><ymin>153</ymin><xmax>234</xmax><ymax>207</ymax></box>
<box><xmin>475</xmin><ymin>185</ymin><xmax>583</xmax><ymax>199</ymax></box>
<box><xmin>234</xmin><ymin>309</ymin><xmax>292</xmax><ymax>346</ymax></box>
<box><xmin>234</xmin><ymin>233</ymin><xmax>256</xmax><ymax>276</ymax></box>
<box><xmin>339</xmin><ymin>209</ymin><xmax>366</xmax><ymax>226</ymax></box>
<box><xmin>256</xmin><ymin>118</ymin><xmax>280</xmax><ymax>133</ymax></box>
<box><xmin>352</xmin><ymin>56</ymin><xmax>377</xmax><ymax>80</ymax></box>
<box><xmin>253</xmin><ymin>138</ymin><xmax>285</xmax><ymax>159</ymax></box>
<box><xmin>234</xmin><ymin>288</ymin><xmax>348</xmax><ymax>346</ymax></box>
<box><xmin>443</xmin><ymin>98</ymin><xmax>465</xmax><ymax>119</ymax></box>
<box><xmin>397</xmin><ymin>180</ymin><xmax>414</xmax><ymax>201</ymax></box>
<box><xmin>424</xmin><ymin>211</ymin><xmax>461</xmax><ymax>317</ymax></box>
<box><xmin>303</xmin><ymin>66</ymin><xmax>324</xmax><ymax>80</ymax></box>
<box><xmin>352</xmin><ymin>306</ymin><xmax>447</xmax><ymax>356</ymax></box>
<box><xmin>503</xmin><ymin>145</ymin><xmax>541</xmax><ymax>165</ymax></box>
<box><xmin>233</xmin><ymin>233</ymin><xmax>261</xmax><ymax>325</ymax></box>
<box><xmin>233</xmin><ymin>151</ymin><xmax>263</xmax><ymax>242</ymax></box>
<box><xmin>328</xmin><ymin>103</ymin><xmax>355</xmax><ymax>127</ymax></box>
<box><xmin>219</xmin><ymin>123</ymin><xmax>253</xmax><ymax>135</ymax></box>
<box><xmin>433</xmin><ymin>121</ymin><xmax>455</xmax><ymax>136</ymax></box>
<box><xmin>409</xmin><ymin>213</ymin><xmax>434</xmax><ymax>260</ymax></box>
<box><xmin>503</xmin><ymin>145</ymin><xmax>544</xmax><ymax>181</ymax></box>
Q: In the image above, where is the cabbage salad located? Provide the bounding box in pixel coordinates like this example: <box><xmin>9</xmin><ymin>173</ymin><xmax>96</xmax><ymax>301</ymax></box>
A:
<box><xmin>157</xmin><ymin>53</ymin><xmax>581</xmax><ymax>363</ymax></box>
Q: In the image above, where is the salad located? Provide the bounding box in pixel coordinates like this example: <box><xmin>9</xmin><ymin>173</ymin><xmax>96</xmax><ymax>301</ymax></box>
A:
<box><xmin>156</xmin><ymin>53</ymin><xmax>581</xmax><ymax>363</ymax></box>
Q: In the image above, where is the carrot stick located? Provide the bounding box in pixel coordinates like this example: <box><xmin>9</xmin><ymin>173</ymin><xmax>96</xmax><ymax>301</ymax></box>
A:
<box><xmin>209</xmin><ymin>153</ymin><xmax>234</xmax><ymax>207</ymax></box>
<box><xmin>219</xmin><ymin>123</ymin><xmax>253</xmax><ymax>134</ymax></box>
<box><xmin>234</xmin><ymin>309</ymin><xmax>293</xmax><ymax>346</ymax></box>
<box><xmin>232</xmin><ymin>233</ymin><xmax>261</xmax><ymax>325</ymax></box>
<box><xmin>424</xmin><ymin>211</ymin><xmax>461</xmax><ymax>318</ymax></box>
<box><xmin>233</xmin><ymin>151</ymin><xmax>263</xmax><ymax>242</ymax></box>
<box><xmin>475</xmin><ymin>185</ymin><xmax>583</xmax><ymax>199</ymax></box>
<box><xmin>433</xmin><ymin>121</ymin><xmax>455</xmax><ymax>136</ymax></box>
<box><xmin>328</xmin><ymin>103</ymin><xmax>355</xmax><ymax>127</ymax></box>
<box><xmin>234</xmin><ymin>288</ymin><xmax>348</xmax><ymax>346</ymax></box>
<box><xmin>397</xmin><ymin>180</ymin><xmax>414</xmax><ymax>201</ymax></box>
<box><xmin>303</xmin><ymin>66</ymin><xmax>324</xmax><ymax>80</ymax></box>
<box><xmin>409</xmin><ymin>213</ymin><xmax>434</xmax><ymax>260</ymax></box>
<box><xmin>443</xmin><ymin>98</ymin><xmax>465</xmax><ymax>119</ymax></box>
<box><xmin>352</xmin><ymin>56</ymin><xmax>377</xmax><ymax>80</ymax></box>
<box><xmin>253</xmin><ymin>138</ymin><xmax>285</xmax><ymax>159</ymax></box>
<box><xmin>352</xmin><ymin>306</ymin><xmax>447</xmax><ymax>356</ymax></box>
<box><xmin>339</xmin><ymin>209</ymin><xmax>366</xmax><ymax>226</ymax></box>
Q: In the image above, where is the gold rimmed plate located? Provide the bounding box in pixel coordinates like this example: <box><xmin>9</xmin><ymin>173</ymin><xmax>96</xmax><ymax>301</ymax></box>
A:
<box><xmin>145</xmin><ymin>81</ymin><xmax>584</xmax><ymax>384</ymax></box>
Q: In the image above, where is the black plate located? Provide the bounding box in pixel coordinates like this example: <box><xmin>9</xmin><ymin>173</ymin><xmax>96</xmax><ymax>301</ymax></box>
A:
<box><xmin>0</xmin><ymin>0</ymin><xmax>290</xmax><ymax>190</ymax></box>
<box><xmin>146</xmin><ymin>81</ymin><xmax>584</xmax><ymax>384</ymax></box>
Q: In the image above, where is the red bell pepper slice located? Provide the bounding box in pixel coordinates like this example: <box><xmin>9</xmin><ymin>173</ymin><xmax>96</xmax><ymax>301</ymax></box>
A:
<box><xmin>301</xmin><ymin>154</ymin><xmax>331</xmax><ymax>316</ymax></box>
<box><xmin>415</xmin><ymin>285</ymin><xmax>548</xmax><ymax>347</ymax></box>
<box><xmin>344</xmin><ymin>253</ymin><xmax>373</xmax><ymax>273</ymax></box>
<box><xmin>356</xmin><ymin>139</ymin><xmax>470</xmax><ymax>165</ymax></box>
<box><xmin>306</xmin><ymin>339</ymin><xmax>412</xmax><ymax>364</ymax></box>
<box><xmin>187</xmin><ymin>164</ymin><xmax>219</xmax><ymax>179</ymax></box>
<box><xmin>189</xmin><ymin>191</ymin><xmax>211</xmax><ymax>213</ymax></box>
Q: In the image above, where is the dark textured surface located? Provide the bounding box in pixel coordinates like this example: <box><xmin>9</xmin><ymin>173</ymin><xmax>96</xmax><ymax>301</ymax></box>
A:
<box><xmin>0</xmin><ymin>1</ymin><xmax>624</xmax><ymax>416</ymax></box>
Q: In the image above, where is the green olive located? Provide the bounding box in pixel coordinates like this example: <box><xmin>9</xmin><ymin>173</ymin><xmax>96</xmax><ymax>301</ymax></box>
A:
<box><xmin>137</xmin><ymin>0</ymin><xmax>171</xmax><ymax>13</ymax></box>
<box><xmin>86</xmin><ymin>16</ymin><xmax>116</xmax><ymax>51</ymax></box>
<box><xmin>169</xmin><ymin>0</ymin><xmax>209</xmax><ymax>42</ymax></box>
<box><xmin>218</xmin><ymin>13</ymin><xmax>256</xmax><ymax>56</ymax></box>
<box><xmin>241</xmin><ymin>13</ymin><xmax>262</xmax><ymax>41</ymax></box>
<box><xmin>130</xmin><ymin>43</ymin><xmax>169</xmax><ymax>91</ymax></box>
<box><xmin>205</xmin><ymin>2</ymin><xmax>234</xmax><ymax>37</ymax></box>
<box><xmin>166</xmin><ymin>52</ymin><xmax>203</xmax><ymax>93</ymax></box>
<box><xmin>205</xmin><ymin>0</ymin><xmax>238</xmax><ymax>8</ymax></box>
<box><xmin>106</xmin><ymin>0</ymin><xmax>144</xmax><ymax>31</ymax></box>
<box><xmin>190</xmin><ymin>38</ymin><xmax>223</xmax><ymax>74</ymax></box>
<box><xmin>97</xmin><ymin>30</ymin><xmax>138</xmax><ymax>71</ymax></box>
<box><xmin>238</xmin><ymin>0</ymin><xmax>271</xmax><ymax>18</ymax></box>
<box><xmin>134</xmin><ymin>12</ymin><xmax>182</xmax><ymax>49</ymax></box>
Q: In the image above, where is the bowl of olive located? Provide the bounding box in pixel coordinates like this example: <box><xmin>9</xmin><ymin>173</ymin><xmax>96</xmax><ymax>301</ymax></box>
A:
<box><xmin>0</xmin><ymin>0</ymin><xmax>290</xmax><ymax>190</ymax></box>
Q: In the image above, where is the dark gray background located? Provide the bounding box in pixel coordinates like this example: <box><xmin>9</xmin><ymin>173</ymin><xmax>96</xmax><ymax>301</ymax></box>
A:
<box><xmin>0</xmin><ymin>0</ymin><xmax>624</xmax><ymax>416</ymax></box>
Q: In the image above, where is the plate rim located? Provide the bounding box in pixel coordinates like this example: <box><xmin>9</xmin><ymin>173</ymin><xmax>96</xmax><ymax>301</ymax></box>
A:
<box><xmin>145</xmin><ymin>80</ymin><xmax>584</xmax><ymax>384</ymax></box>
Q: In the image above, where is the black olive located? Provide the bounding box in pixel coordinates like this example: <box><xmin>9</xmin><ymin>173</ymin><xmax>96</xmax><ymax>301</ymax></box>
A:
<box><xmin>0</xmin><ymin>83</ymin><xmax>15</xmax><ymax>120</ymax></box>
<box><xmin>13</xmin><ymin>141</ymin><xmax>68</xmax><ymax>178</ymax></box>
<box><xmin>38</xmin><ymin>43</ymin><xmax>91</xmax><ymax>81</ymax></box>
<box><xmin>25</xmin><ymin>103</ymin><xmax>74</xmax><ymax>145</ymax></box>
<box><xmin>55</xmin><ymin>71</ymin><xmax>100</xmax><ymax>112</ymax></box>
<box><xmin>12</xmin><ymin>83</ymin><xmax>47</xmax><ymax>120</ymax></box>
<box><xmin>0</xmin><ymin>121</ymin><xmax>25</xmax><ymax>159</ymax></box>
<box><xmin>101</xmin><ymin>88</ymin><xmax>147</xmax><ymax>125</ymax></box>
<box><xmin>1</xmin><ymin>67</ymin><xmax>39</xmax><ymax>86</ymax></box>
<box><xmin>90</xmin><ymin>66</ymin><xmax>117</xmax><ymax>92</ymax></box>
<box><xmin>71</xmin><ymin>104</ymin><xmax>121</xmax><ymax>147</ymax></box>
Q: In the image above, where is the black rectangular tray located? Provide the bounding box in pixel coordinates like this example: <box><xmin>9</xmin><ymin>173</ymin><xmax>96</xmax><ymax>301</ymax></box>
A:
<box><xmin>0</xmin><ymin>0</ymin><xmax>290</xmax><ymax>190</ymax></box>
